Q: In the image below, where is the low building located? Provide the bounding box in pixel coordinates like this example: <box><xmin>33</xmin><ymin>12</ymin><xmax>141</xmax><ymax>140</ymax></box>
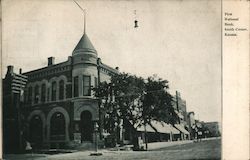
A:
<box><xmin>203</xmin><ymin>122</ymin><xmax>221</xmax><ymax>137</ymax></box>
<box><xmin>122</xmin><ymin>120</ymin><xmax>181</xmax><ymax>149</ymax></box>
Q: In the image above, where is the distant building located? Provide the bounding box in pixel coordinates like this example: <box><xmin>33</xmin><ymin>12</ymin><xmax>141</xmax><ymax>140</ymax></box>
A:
<box><xmin>203</xmin><ymin>122</ymin><xmax>221</xmax><ymax>137</ymax></box>
<box><xmin>172</xmin><ymin>91</ymin><xmax>190</xmax><ymax>140</ymax></box>
<box><xmin>187</xmin><ymin>112</ymin><xmax>196</xmax><ymax>139</ymax></box>
<box><xmin>172</xmin><ymin>91</ymin><xmax>188</xmax><ymax>124</ymax></box>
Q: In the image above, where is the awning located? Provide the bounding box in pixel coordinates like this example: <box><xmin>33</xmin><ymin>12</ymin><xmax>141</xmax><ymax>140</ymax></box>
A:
<box><xmin>136</xmin><ymin>124</ymin><xmax>156</xmax><ymax>133</ymax></box>
<box><xmin>150</xmin><ymin>121</ymin><xmax>172</xmax><ymax>134</ymax></box>
<box><xmin>133</xmin><ymin>120</ymin><xmax>184</xmax><ymax>135</ymax></box>
<box><xmin>135</xmin><ymin>121</ymin><xmax>174</xmax><ymax>134</ymax></box>
<box><xmin>174</xmin><ymin>124</ymin><xmax>190</xmax><ymax>135</ymax></box>
<box><xmin>170</xmin><ymin>126</ymin><xmax>180</xmax><ymax>134</ymax></box>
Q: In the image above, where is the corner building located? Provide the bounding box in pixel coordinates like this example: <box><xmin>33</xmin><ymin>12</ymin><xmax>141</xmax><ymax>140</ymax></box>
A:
<box><xmin>22</xmin><ymin>33</ymin><xmax>118</xmax><ymax>149</ymax></box>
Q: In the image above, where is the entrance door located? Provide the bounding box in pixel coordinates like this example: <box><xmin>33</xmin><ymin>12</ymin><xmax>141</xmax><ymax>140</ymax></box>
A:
<box><xmin>30</xmin><ymin>115</ymin><xmax>43</xmax><ymax>149</ymax></box>
<box><xmin>80</xmin><ymin>111</ymin><xmax>93</xmax><ymax>142</ymax></box>
<box><xmin>50</xmin><ymin>112</ymin><xmax>65</xmax><ymax>141</ymax></box>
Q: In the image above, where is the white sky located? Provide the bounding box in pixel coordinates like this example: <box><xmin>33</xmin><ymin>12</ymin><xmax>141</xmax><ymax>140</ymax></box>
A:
<box><xmin>2</xmin><ymin>0</ymin><xmax>221</xmax><ymax>122</ymax></box>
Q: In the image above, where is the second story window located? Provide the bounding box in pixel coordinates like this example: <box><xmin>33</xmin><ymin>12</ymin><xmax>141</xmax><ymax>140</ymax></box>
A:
<box><xmin>83</xmin><ymin>75</ymin><xmax>91</xmax><ymax>96</ymax></box>
<box><xmin>41</xmin><ymin>84</ymin><xmax>46</xmax><ymax>103</ymax></box>
<box><xmin>74</xmin><ymin>76</ymin><xmax>79</xmax><ymax>97</ymax></box>
<box><xmin>59</xmin><ymin>80</ymin><xmax>64</xmax><ymax>100</ymax></box>
<box><xmin>34</xmin><ymin>85</ymin><xmax>39</xmax><ymax>104</ymax></box>
<box><xmin>51</xmin><ymin>81</ymin><xmax>57</xmax><ymax>101</ymax></box>
<box><xmin>94</xmin><ymin>77</ymin><xmax>98</xmax><ymax>88</ymax></box>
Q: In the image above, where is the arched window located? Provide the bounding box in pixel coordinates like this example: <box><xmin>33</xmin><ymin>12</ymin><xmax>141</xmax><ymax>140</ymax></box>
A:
<box><xmin>41</xmin><ymin>84</ymin><xmax>46</xmax><ymax>103</ymax></box>
<box><xmin>47</xmin><ymin>88</ymin><xmax>50</xmax><ymax>102</ymax></box>
<box><xmin>51</xmin><ymin>81</ymin><xmax>57</xmax><ymax>101</ymax></box>
<box><xmin>59</xmin><ymin>80</ymin><xmax>64</xmax><ymax>100</ymax></box>
<box><xmin>50</xmin><ymin>112</ymin><xmax>65</xmax><ymax>140</ymax></box>
<box><xmin>34</xmin><ymin>85</ymin><xmax>39</xmax><ymax>104</ymax></box>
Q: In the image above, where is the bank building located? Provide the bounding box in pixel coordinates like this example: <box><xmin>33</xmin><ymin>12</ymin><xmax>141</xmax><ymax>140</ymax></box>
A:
<box><xmin>27</xmin><ymin>32</ymin><xmax>118</xmax><ymax>149</ymax></box>
<box><xmin>2</xmin><ymin>21</ymin><xmax>121</xmax><ymax>151</ymax></box>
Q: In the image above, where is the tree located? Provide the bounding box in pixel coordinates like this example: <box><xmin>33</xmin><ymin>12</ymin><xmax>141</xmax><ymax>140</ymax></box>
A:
<box><xmin>93</xmin><ymin>73</ymin><xmax>178</xmax><ymax>148</ymax></box>
<box><xmin>93</xmin><ymin>73</ymin><xmax>145</xmax><ymax>146</ymax></box>
<box><xmin>141</xmin><ymin>75</ymin><xmax>179</xmax><ymax>149</ymax></box>
<box><xmin>142</xmin><ymin>75</ymin><xmax>178</xmax><ymax>125</ymax></box>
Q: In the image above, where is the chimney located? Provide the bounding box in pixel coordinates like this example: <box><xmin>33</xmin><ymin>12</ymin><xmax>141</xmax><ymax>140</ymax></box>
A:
<box><xmin>97</xmin><ymin>58</ymin><xmax>101</xmax><ymax>65</ymax></box>
<box><xmin>48</xmin><ymin>57</ymin><xmax>55</xmax><ymax>66</ymax></box>
<box><xmin>19</xmin><ymin>68</ymin><xmax>22</xmax><ymax>74</ymax></box>
<box><xmin>7</xmin><ymin>65</ymin><xmax>14</xmax><ymax>73</ymax></box>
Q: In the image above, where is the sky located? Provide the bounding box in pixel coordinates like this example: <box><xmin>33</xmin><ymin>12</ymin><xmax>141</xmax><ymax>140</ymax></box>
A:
<box><xmin>2</xmin><ymin>0</ymin><xmax>221</xmax><ymax>122</ymax></box>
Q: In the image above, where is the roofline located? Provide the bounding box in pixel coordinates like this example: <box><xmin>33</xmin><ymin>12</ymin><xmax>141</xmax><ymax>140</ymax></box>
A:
<box><xmin>99</xmin><ymin>62</ymin><xmax>119</xmax><ymax>74</ymax></box>
<box><xmin>23</xmin><ymin>60</ymin><xmax>70</xmax><ymax>75</ymax></box>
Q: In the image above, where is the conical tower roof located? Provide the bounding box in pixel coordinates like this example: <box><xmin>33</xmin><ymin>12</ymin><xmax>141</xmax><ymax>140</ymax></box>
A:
<box><xmin>73</xmin><ymin>34</ymin><xmax>97</xmax><ymax>55</ymax></box>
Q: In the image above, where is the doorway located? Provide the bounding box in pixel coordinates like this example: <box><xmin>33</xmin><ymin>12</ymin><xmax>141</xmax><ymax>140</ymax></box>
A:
<box><xmin>80</xmin><ymin>111</ymin><xmax>93</xmax><ymax>142</ymax></box>
<box><xmin>50</xmin><ymin>112</ymin><xmax>65</xmax><ymax>141</ymax></box>
<box><xmin>29</xmin><ymin>115</ymin><xmax>43</xmax><ymax>149</ymax></box>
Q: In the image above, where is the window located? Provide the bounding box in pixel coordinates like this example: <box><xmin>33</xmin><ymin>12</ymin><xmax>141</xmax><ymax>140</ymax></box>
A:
<box><xmin>83</xmin><ymin>75</ymin><xmax>91</xmax><ymax>96</ymax></box>
<box><xmin>34</xmin><ymin>85</ymin><xmax>39</xmax><ymax>104</ymax></box>
<box><xmin>41</xmin><ymin>84</ymin><xmax>46</xmax><ymax>103</ymax></box>
<box><xmin>59</xmin><ymin>80</ymin><xmax>64</xmax><ymax>100</ymax></box>
<box><xmin>47</xmin><ymin>89</ymin><xmax>50</xmax><ymax>102</ymax></box>
<box><xmin>28</xmin><ymin>86</ymin><xmax>32</xmax><ymax>103</ymax></box>
<box><xmin>51</xmin><ymin>81</ymin><xmax>57</xmax><ymax>101</ymax></box>
<box><xmin>74</xmin><ymin>76</ymin><xmax>79</xmax><ymax>97</ymax></box>
<box><xmin>94</xmin><ymin>77</ymin><xmax>98</xmax><ymax>88</ymax></box>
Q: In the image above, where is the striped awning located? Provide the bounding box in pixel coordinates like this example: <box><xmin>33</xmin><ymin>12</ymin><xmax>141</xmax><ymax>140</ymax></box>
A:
<box><xmin>136</xmin><ymin>124</ymin><xmax>156</xmax><ymax>133</ymax></box>
<box><xmin>174</xmin><ymin>124</ymin><xmax>190</xmax><ymax>135</ymax></box>
<box><xmin>136</xmin><ymin>121</ymin><xmax>180</xmax><ymax>134</ymax></box>
<box><xmin>171</xmin><ymin>126</ymin><xmax>181</xmax><ymax>134</ymax></box>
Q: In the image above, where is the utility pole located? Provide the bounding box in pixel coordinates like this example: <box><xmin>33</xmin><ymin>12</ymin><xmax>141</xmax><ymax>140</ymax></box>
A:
<box><xmin>90</xmin><ymin>121</ymin><xmax>102</xmax><ymax>156</ymax></box>
<box><xmin>144</xmin><ymin>122</ymin><xmax>148</xmax><ymax>150</ymax></box>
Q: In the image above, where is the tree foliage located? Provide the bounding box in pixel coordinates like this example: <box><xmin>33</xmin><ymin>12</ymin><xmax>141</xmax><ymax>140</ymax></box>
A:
<box><xmin>93</xmin><ymin>72</ymin><xmax>178</xmax><ymax>134</ymax></box>
<box><xmin>142</xmin><ymin>76</ymin><xmax>178</xmax><ymax>126</ymax></box>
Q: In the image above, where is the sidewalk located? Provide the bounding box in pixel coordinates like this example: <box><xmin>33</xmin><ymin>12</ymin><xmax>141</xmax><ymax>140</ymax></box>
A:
<box><xmin>146</xmin><ymin>137</ymin><xmax>221</xmax><ymax>150</ymax></box>
<box><xmin>3</xmin><ymin>138</ymin><xmax>220</xmax><ymax>160</ymax></box>
<box><xmin>147</xmin><ymin>140</ymin><xmax>193</xmax><ymax>150</ymax></box>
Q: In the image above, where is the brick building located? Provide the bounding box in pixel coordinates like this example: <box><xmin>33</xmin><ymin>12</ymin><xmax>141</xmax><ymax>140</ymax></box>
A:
<box><xmin>4</xmin><ymin>33</ymin><xmax>119</xmax><ymax>150</ymax></box>
<box><xmin>2</xmin><ymin>66</ymin><xmax>28</xmax><ymax>153</ymax></box>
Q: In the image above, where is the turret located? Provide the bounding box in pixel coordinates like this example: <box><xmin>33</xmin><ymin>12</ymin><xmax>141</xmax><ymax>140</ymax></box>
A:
<box><xmin>72</xmin><ymin>34</ymin><xmax>98</xmax><ymax>66</ymax></box>
<box><xmin>71</xmin><ymin>34</ymin><xmax>98</xmax><ymax>98</ymax></box>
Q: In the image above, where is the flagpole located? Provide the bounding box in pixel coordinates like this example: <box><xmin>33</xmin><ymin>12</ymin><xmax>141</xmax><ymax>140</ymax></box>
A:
<box><xmin>73</xmin><ymin>0</ymin><xmax>86</xmax><ymax>34</ymax></box>
<box><xmin>84</xmin><ymin>9</ymin><xmax>86</xmax><ymax>34</ymax></box>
